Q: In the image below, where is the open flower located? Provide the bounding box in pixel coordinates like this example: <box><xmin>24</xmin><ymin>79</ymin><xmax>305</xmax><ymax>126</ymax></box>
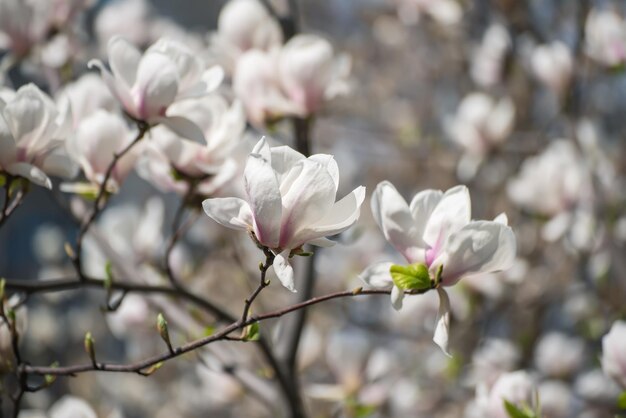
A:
<box><xmin>601</xmin><ymin>320</ymin><xmax>626</xmax><ymax>388</ymax></box>
<box><xmin>0</xmin><ymin>0</ymin><xmax>51</xmax><ymax>57</ymax></box>
<box><xmin>202</xmin><ymin>138</ymin><xmax>365</xmax><ymax>291</ymax></box>
<box><xmin>360</xmin><ymin>182</ymin><xmax>516</xmax><ymax>354</ymax></box>
<box><xmin>88</xmin><ymin>36</ymin><xmax>224</xmax><ymax>142</ymax></box>
<box><xmin>0</xmin><ymin>84</ymin><xmax>77</xmax><ymax>189</ymax></box>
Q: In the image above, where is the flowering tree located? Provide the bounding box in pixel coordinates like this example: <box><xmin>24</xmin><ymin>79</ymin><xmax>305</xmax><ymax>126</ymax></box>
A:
<box><xmin>0</xmin><ymin>0</ymin><xmax>625</xmax><ymax>418</ymax></box>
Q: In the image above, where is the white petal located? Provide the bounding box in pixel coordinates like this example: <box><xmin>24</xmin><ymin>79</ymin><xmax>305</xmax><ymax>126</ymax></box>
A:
<box><xmin>308</xmin><ymin>153</ymin><xmax>339</xmax><ymax>191</ymax></box>
<box><xmin>439</xmin><ymin>220</ymin><xmax>517</xmax><ymax>286</ymax></box>
<box><xmin>202</xmin><ymin>197</ymin><xmax>253</xmax><ymax>231</ymax></box>
<box><xmin>107</xmin><ymin>36</ymin><xmax>141</xmax><ymax>88</ymax></box>
<box><xmin>433</xmin><ymin>288</ymin><xmax>452</xmax><ymax>357</ymax></box>
<box><xmin>274</xmin><ymin>250</ymin><xmax>296</xmax><ymax>292</ymax></box>
<box><xmin>269</xmin><ymin>145</ymin><xmax>306</xmax><ymax>182</ymax></box>
<box><xmin>87</xmin><ymin>59</ymin><xmax>134</xmax><ymax>114</ymax></box>
<box><xmin>371</xmin><ymin>181</ymin><xmax>424</xmax><ymax>263</ymax></box>
<box><xmin>358</xmin><ymin>261</ymin><xmax>394</xmax><ymax>289</ymax></box>
<box><xmin>390</xmin><ymin>285</ymin><xmax>404</xmax><ymax>311</ymax></box>
<box><xmin>244</xmin><ymin>152</ymin><xmax>282</xmax><ymax>248</ymax></box>
<box><xmin>133</xmin><ymin>52</ymin><xmax>179</xmax><ymax>120</ymax></box>
<box><xmin>0</xmin><ymin>111</ymin><xmax>16</xmax><ymax>167</ymax></box>
<box><xmin>7</xmin><ymin>162</ymin><xmax>52</xmax><ymax>189</ymax></box>
<box><xmin>423</xmin><ymin>185</ymin><xmax>471</xmax><ymax>248</ymax></box>
<box><xmin>493</xmin><ymin>212</ymin><xmax>509</xmax><ymax>225</ymax></box>
<box><xmin>409</xmin><ymin>189</ymin><xmax>443</xmax><ymax>238</ymax></box>
<box><xmin>153</xmin><ymin>116</ymin><xmax>205</xmax><ymax>144</ymax></box>
<box><xmin>308</xmin><ymin>237</ymin><xmax>335</xmax><ymax>247</ymax></box>
<box><xmin>202</xmin><ymin>65</ymin><xmax>225</xmax><ymax>93</ymax></box>
<box><xmin>41</xmin><ymin>148</ymin><xmax>79</xmax><ymax>179</ymax></box>
<box><xmin>541</xmin><ymin>212</ymin><xmax>571</xmax><ymax>242</ymax></box>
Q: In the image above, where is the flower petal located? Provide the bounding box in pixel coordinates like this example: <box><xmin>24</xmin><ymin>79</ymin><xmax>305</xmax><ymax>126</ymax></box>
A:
<box><xmin>358</xmin><ymin>261</ymin><xmax>394</xmax><ymax>289</ymax></box>
<box><xmin>390</xmin><ymin>285</ymin><xmax>405</xmax><ymax>311</ymax></box>
<box><xmin>202</xmin><ymin>197</ymin><xmax>253</xmax><ymax>231</ymax></box>
<box><xmin>270</xmin><ymin>145</ymin><xmax>305</xmax><ymax>183</ymax></box>
<box><xmin>409</xmin><ymin>189</ymin><xmax>443</xmax><ymax>238</ymax></box>
<box><xmin>153</xmin><ymin>116</ymin><xmax>206</xmax><ymax>144</ymax></box>
<box><xmin>423</xmin><ymin>185</ymin><xmax>471</xmax><ymax>249</ymax></box>
<box><xmin>244</xmin><ymin>151</ymin><xmax>282</xmax><ymax>248</ymax></box>
<box><xmin>438</xmin><ymin>220</ymin><xmax>517</xmax><ymax>286</ymax></box>
<box><xmin>433</xmin><ymin>288</ymin><xmax>452</xmax><ymax>357</ymax></box>
<box><xmin>133</xmin><ymin>52</ymin><xmax>179</xmax><ymax>120</ymax></box>
<box><xmin>87</xmin><ymin>59</ymin><xmax>134</xmax><ymax>114</ymax></box>
<box><xmin>371</xmin><ymin>181</ymin><xmax>424</xmax><ymax>263</ymax></box>
<box><xmin>107</xmin><ymin>36</ymin><xmax>141</xmax><ymax>88</ymax></box>
<box><xmin>7</xmin><ymin>162</ymin><xmax>52</xmax><ymax>189</ymax></box>
<box><xmin>274</xmin><ymin>250</ymin><xmax>296</xmax><ymax>292</ymax></box>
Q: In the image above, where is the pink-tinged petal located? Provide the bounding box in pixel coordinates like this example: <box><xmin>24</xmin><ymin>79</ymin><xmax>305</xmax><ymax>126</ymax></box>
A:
<box><xmin>433</xmin><ymin>288</ymin><xmax>452</xmax><ymax>357</ymax></box>
<box><xmin>88</xmin><ymin>59</ymin><xmax>134</xmax><ymax>115</ymax></box>
<box><xmin>423</xmin><ymin>185</ymin><xmax>471</xmax><ymax>249</ymax></box>
<box><xmin>438</xmin><ymin>220</ymin><xmax>517</xmax><ymax>286</ymax></box>
<box><xmin>390</xmin><ymin>285</ymin><xmax>404</xmax><ymax>311</ymax></box>
<box><xmin>292</xmin><ymin>186</ymin><xmax>365</xmax><ymax>246</ymax></box>
<box><xmin>359</xmin><ymin>261</ymin><xmax>394</xmax><ymax>289</ymax></box>
<box><xmin>7</xmin><ymin>162</ymin><xmax>52</xmax><ymax>189</ymax></box>
<box><xmin>278</xmin><ymin>159</ymin><xmax>336</xmax><ymax>247</ymax></box>
<box><xmin>107</xmin><ymin>36</ymin><xmax>141</xmax><ymax>88</ymax></box>
<box><xmin>153</xmin><ymin>116</ymin><xmax>205</xmax><ymax>144</ymax></box>
<box><xmin>274</xmin><ymin>250</ymin><xmax>296</xmax><ymax>292</ymax></box>
<box><xmin>133</xmin><ymin>53</ymin><xmax>179</xmax><ymax>120</ymax></box>
<box><xmin>371</xmin><ymin>181</ymin><xmax>424</xmax><ymax>263</ymax></box>
<box><xmin>244</xmin><ymin>152</ymin><xmax>282</xmax><ymax>248</ymax></box>
<box><xmin>202</xmin><ymin>197</ymin><xmax>253</xmax><ymax>231</ymax></box>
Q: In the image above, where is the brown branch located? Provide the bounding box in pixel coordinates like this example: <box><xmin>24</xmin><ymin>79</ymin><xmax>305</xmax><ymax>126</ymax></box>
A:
<box><xmin>71</xmin><ymin>124</ymin><xmax>149</xmax><ymax>281</ymax></box>
<box><xmin>22</xmin><ymin>287</ymin><xmax>428</xmax><ymax>377</ymax></box>
<box><xmin>241</xmin><ymin>249</ymin><xmax>274</xmax><ymax>323</ymax></box>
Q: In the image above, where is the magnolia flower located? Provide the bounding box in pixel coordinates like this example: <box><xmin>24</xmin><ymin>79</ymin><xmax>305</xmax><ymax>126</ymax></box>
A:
<box><xmin>585</xmin><ymin>8</ymin><xmax>626</xmax><ymax>68</ymax></box>
<box><xmin>63</xmin><ymin>110</ymin><xmax>139</xmax><ymax>193</ymax></box>
<box><xmin>89</xmin><ymin>36</ymin><xmax>224</xmax><ymax>141</ymax></box>
<box><xmin>530</xmin><ymin>41</ymin><xmax>573</xmax><ymax>96</ymax></box>
<box><xmin>0</xmin><ymin>0</ymin><xmax>51</xmax><ymax>57</ymax></box>
<box><xmin>392</xmin><ymin>0</ymin><xmax>462</xmax><ymax>26</ymax></box>
<box><xmin>484</xmin><ymin>371</ymin><xmax>536</xmax><ymax>418</ymax></box>
<box><xmin>210</xmin><ymin>0</ymin><xmax>282</xmax><ymax>72</ymax></box>
<box><xmin>56</xmin><ymin>73</ymin><xmax>116</xmax><ymax>126</ymax></box>
<box><xmin>0</xmin><ymin>84</ymin><xmax>77</xmax><ymax>189</ymax></box>
<box><xmin>203</xmin><ymin>138</ymin><xmax>365</xmax><ymax>291</ymax></box>
<box><xmin>601</xmin><ymin>320</ymin><xmax>626</xmax><ymax>388</ymax></box>
<box><xmin>449</xmin><ymin>92</ymin><xmax>515</xmax><ymax>179</ymax></box>
<box><xmin>533</xmin><ymin>332</ymin><xmax>585</xmax><ymax>378</ymax></box>
<box><xmin>137</xmin><ymin>94</ymin><xmax>244</xmax><ymax>196</ymax></box>
<box><xmin>360</xmin><ymin>182</ymin><xmax>516</xmax><ymax>355</ymax></box>
<box><xmin>471</xmin><ymin>24</ymin><xmax>511</xmax><ymax>88</ymax></box>
<box><xmin>278</xmin><ymin>34</ymin><xmax>351</xmax><ymax>115</ymax></box>
<box><xmin>233</xmin><ymin>49</ymin><xmax>296</xmax><ymax>125</ymax></box>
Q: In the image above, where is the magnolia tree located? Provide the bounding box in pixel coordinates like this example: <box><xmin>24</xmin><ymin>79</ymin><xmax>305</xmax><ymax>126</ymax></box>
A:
<box><xmin>0</xmin><ymin>0</ymin><xmax>625</xmax><ymax>417</ymax></box>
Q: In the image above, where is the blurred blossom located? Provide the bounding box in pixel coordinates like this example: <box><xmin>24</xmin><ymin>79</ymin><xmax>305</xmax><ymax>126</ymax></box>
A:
<box><xmin>49</xmin><ymin>0</ymin><xmax>94</xmax><ymax>28</ymax></box>
<box><xmin>470</xmin><ymin>338</ymin><xmax>520</xmax><ymax>388</ymax></box>
<box><xmin>481</xmin><ymin>370</ymin><xmax>536</xmax><ymax>418</ymax></box>
<box><xmin>531</xmin><ymin>41</ymin><xmax>573</xmax><ymax>97</ymax></box>
<box><xmin>449</xmin><ymin>92</ymin><xmax>515</xmax><ymax>180</ymax></box>
<box><xmin>202</xmin><ymin>138</ymin><xmax>365</xmax><ymax>292</ymax></box>
<box><xmin>56</xmin><ymin>73</ymin><xmax>117</xmax><ymax>126</ymax></box>
<box><xmin>32</xmin><ymin>223</ymin><xmax>65</xmax><ymax>264</ymax></box>
<box><xmin>63</xmin><ymin>110</ymin><xmax>139</xmax><ymax>194</ymax></box>
<box><xmin>137</xmin><ymin>94</ymin><xmax>245</xmax><ymax>197</ymax></box>
<box><xmin>40</xmin><ymin>33</ymin><xmax>73</xmax><ymax>70</ymax></box>
<box><xmin>471</xmin><ymin>24</ymin><xmax>511</xmax><ymax>88</ymax></box>
<box><xmin>49</xmin><ymin>396</ymin><xmax>97</xmax><ymax>418</ymax></box>
<box><xmin>574</xmin><ymin>368</ymin><xmax>623</xmax><ymax>405</ymax></box>
<box><xmin>533</xmin><ymin>332</ymin><xmax>585</xmax><ymax>378</ymax></box>
<box><xmin>0</xmin><ymin>0</ymin><xmax>51</xmax><ymax>57</ymax></box>
<box><xmin>89</xmin><ymin>36</ymin><xmax>224</xmax><ymax>141</ymax></box>
<box><xmin>105</xmin><ymin>294</ymin><xmax>151</xmax><ymax>339</ymax></box>
<box><xmin>361</xmin><ymin>182</ymin><xmax>516</xmax><ymax>354</ymax></box>
<box><xmin>195</xmin><ymin>363</ymin><xmax>243</xmax><ymax>406</ymax></box>
<box><xmin>392</xmin><ymin>0</ymin><xmax>462</xmax><ymax>26</ymax></box>
<box><xmin>537</xmin><ymin>380</ymin><xmax>572</xmax><ymax>418</ymax></box>
<box><xmin>0</xmin><ymin>84</ymin><xmax>77</xmax><ymax>189</ymax></box>
<box><xmin>278</xmin><ymin>34</ymin><xmax>351</xmax><ymax>116</ymax></box>
<box><xmin>209</xmin><ymin>0</ymin><xmax>283</xmax><ymax>72</ymax></box>
<box><xmin>95</xmin><ymin>0</ymin><xmax>153</xmax><ymax>48</ymax></box>
<box><xmin>585</xmin><ymin>8</ymin><xmax>626</xmax><ymax>68</ymax></box>
<box><xmin>601</xmin><ymin>320</ymin><xmax>626</xmax><ymax>388</ymax></box>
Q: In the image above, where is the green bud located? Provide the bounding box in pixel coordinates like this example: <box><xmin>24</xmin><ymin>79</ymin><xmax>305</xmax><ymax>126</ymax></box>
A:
<box><xmin>84</xmin><ymin>332</ymin><xmax>96</xmax><ymax>365</ymax></box>
<box><xmin>389</xmin><ymin>263</ymin><xmax>432</xmax><ymax>291</ymax></box>
<box><xmin>157</xmin><ymin>313</ymin><xmax>174</xmax><ymax>353</ymax></box>
<box><xmin>241</xmin><ymin>322</ymin><xmax>260</xmax><ymax>342</ymax></box>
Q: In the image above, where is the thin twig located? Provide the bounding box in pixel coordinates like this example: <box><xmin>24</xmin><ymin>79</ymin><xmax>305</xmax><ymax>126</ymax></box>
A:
<box><xmin>241</xmin><ymin>249</ymin><xmax>274</xmax><ymax>324</ymax></box>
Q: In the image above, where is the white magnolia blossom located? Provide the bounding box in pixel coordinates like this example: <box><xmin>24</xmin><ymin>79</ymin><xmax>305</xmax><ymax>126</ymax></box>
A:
<box><xmin>137</xmin><ymin>94</ymin><xmax>245</xmax><ymax>196</ymax></box>
<box><xmin>471</xmin><ymin>24</ymin><xmax>511</xmax><ymax>88</ymax></box>
<box><xmin>63</xmin><ymin>109</ymin><xmax>138</xmax><ymax>193</ymax></box>
<box><xmin>56</xmin><ymin>73</ymin><xmax>117</xmax><ymax>127</ymax></box>
<box><xmin>360</xmin><ymin>182</ymin><xmax>516</xmax><ymax>355</ymax></box>
<box><xmin>601</xmin><ymin>320</ymin><xmax>626</xmax><ymax>388</ymax></box>
<box><xmin>392</xmin><ymin>0</ymin><xmax>462</xmax><ymax>26</ymax></box>
<box><xmin>278</xmin><ymin>34</ymin><xmax>351</xmax><ymax>116</ymax></box>
<box><xmin>234</xmin><ymin>34</ymin><xmax>351</xmax><ymax>124</ymax></box>
<box><xmin>89</xmin><ymin>36</ymin><xmax>224</xmax><ymax>142</ymax></box>
<box><xmin>210</xmin><ymin>0</ymin><xmax>283</xmax><ymax>72</ymax></box>
<box><xmin>481</xmin><ymin>371</ymin><xmax>536</xmax><ymax>418</ymax></box>
<box><xmin>530</xmin><ymin>41</ymin><xmax>573</xmax><ymax>96</ymax></box>
<box><xmin>0</xmin><ymin>84</ymin><xmax>77</xmax><ymax>189</ymax></box>
<box><xmin>585</xmin><ymin>8</ymin><xmax>626</xmax><ymax>67</ymax></box>
<box><xmin>470</xmin><ymin>338</ymin><xmax>520</xmax><ymax>389</ymax></box>
<box><xmin>0</xmin><ymin>0</ymin><xmax>51</xmax><ymax>57</ymax></box>
<box><xmin>507</xmin><ymin>140</ymin><xmax>593</xmax><ymax>243</ymax></box>
<box><xmin>203</xmin><ymin>138</ymin><xmax>366</xmax><ymax>292</ymax></box>
<box><xmin>533</xmin><ymin>332</ymin><xmax>585</xmax><ymax>378</ymax></box>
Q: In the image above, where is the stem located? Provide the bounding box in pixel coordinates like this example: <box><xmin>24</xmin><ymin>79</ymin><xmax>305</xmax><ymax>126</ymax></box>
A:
<box><xmin>72</xmin><ymin>124</ymin><xmax>149</xmax><ymax>281</ymax></box>
<box><xmin>241</xmin><ymin>250</ymin><xmax>274</xmax><ymax>324</ymax></box>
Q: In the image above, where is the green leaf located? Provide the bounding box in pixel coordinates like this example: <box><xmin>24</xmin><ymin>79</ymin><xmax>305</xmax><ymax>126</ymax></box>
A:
<box><xmin>203</xmin><ymin>326</ymin><xmax>215</xmax><ymax>336</ymax></box>
<box><xmin>389</xmin><ymin>263</ymin><xmax>432</xmax><ymax>290</ymax></box>
<box><xmin>104</xmin><ymin>261</ymin><xmax>114</xmax><ymax>284</ymax></box>
<box><xmin>242</xmin><ymin>322</ymin><xmax>260</xmax><ymax>342</ymax></box>
<box><xmin>618</xmin><ymin>391</ymin><xmax>626</xmax><ymax>410</ymax></box>
<box><xmin>503</xmin><ymin>400</ymin><xmax>536</xmax><ymax>418</ymax></box>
